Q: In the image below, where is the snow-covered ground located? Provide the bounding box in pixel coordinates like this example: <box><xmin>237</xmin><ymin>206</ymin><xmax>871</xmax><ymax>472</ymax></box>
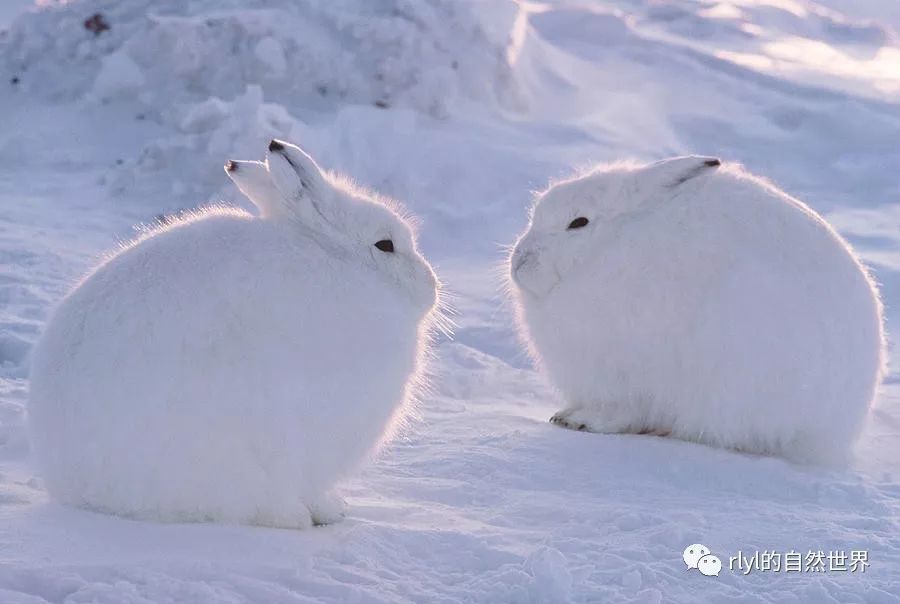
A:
<box><xmin>1</xmin><ymin>0</ymin><xmax>899</xmax><ymax>601</ymax></box>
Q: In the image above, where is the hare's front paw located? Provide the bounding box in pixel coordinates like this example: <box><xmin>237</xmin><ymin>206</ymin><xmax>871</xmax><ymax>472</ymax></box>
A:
<box><xmin>550</xmin><ymin>408</ymin><xmax>593</xmax><ymax>431</ymax></box>
<box><xmin>308</xmin><ymin>492</ymin><xmax>347</xmax><ymax>526</ymax></box>
<box><xmin>550</xmin><ymin>405</ymin><xmax>668</xmax><ymax>436</ymax></box>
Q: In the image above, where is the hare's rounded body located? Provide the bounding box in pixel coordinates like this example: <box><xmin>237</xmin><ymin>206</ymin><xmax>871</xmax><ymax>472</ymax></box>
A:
<box><xmin>29</xmin><ymin>142</ymin><xmax>438</xmax><ymax>526</ymax></box>
<box><xmin>510</xmin><ymin>157</ymin><xmax>884</xmax><ymax>463</ymax></box>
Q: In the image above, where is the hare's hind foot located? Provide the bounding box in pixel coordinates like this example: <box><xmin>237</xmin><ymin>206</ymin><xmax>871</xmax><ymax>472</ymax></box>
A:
<box><xmin>308</xmin><ymin>492</ymin><xmax>347</xmax><ymax>526</ymax></box>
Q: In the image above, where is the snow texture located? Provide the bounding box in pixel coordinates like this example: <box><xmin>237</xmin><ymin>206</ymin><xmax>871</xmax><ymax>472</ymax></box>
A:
<box><xmin>1</xmin><ymin>0</ymin><xmax>899</xmax><ymax>602</ymax></box>
<box><xmin>510</xmin><ymin>157</ymin><xmax>885</xmax><ymax>463</ymax></box>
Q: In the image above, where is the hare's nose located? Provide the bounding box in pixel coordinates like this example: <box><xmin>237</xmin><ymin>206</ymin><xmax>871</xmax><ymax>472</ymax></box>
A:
<box><xmin>511</xmin><ymin>245</ymin><xmax>537</xmax><ymax>283</ymax></box>
<box><xmin>513</xmin><ymin>250</ymin><xmax>531</xmax><ymax>274</ymax></box>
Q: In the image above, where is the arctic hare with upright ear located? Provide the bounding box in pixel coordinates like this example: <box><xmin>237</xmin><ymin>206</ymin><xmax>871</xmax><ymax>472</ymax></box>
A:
<box><xmin>28</xmin><ymin>140</ymin><xmax>440</xmax><ymax>527</ymax></box>
<box><xmin>509</xmin><ymin>156</ymin><xmax>885</xmax><ymax>463</ymax></box>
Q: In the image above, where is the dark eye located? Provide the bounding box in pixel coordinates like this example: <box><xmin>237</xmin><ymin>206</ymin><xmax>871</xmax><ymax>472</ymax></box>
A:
<box><xmin>567</xmin><ymin>217</ymin><xmax>589</xmax><ymax>230</ymax></box>
<box><xmin>374</xmin><ymin>239</ymin><xmax>394</xmax><ymax>253</ymax></box>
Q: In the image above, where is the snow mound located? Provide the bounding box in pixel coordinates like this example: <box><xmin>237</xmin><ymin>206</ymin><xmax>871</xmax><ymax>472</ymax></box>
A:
<box><xmin>3</xmin><ymin>0</ymin><xmax>527</xmax><ymax>206</ymax></box>
<box><xmin>108</xmin><ymin>84</ymin><xmax>305</xmax><ymax>203</ymax></box>
<box><xmin>3</xmin><ymin>0</ymin><xmax>524</xmax><ymax>117</ymax></box>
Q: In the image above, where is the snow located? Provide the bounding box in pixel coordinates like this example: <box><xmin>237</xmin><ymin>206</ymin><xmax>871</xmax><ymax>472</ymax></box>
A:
<box><xmin>91</xmin><ymin>49</ymin><xmax>145</xmax><ymax>101</ymax></box>
<box><xmin>1</xmin><ymin>0</ymin><xmax>899</xmax><ymax>602</ymax></box>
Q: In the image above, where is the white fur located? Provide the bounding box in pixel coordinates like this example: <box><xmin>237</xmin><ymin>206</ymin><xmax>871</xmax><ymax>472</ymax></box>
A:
<box><xmin>28</xmin><ymin>141</ymin><xmax>439</xmax><ymax>527</ymax></box>
<box><xmin>509</xmin><ymin>156</ymin><xmax>885</xmax><ymax>463</ymax></box>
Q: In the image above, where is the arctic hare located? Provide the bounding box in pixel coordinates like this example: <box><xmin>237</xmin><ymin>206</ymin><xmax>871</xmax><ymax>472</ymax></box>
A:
<box><xmin>509</xmin><ymin>156</ymin><xmax>885</xmax><ymax>463</ymax></box>
<box><xmin>28</xmin><ymin>140</ymin><xmax>440</xmax><ymax>527</ymax></box>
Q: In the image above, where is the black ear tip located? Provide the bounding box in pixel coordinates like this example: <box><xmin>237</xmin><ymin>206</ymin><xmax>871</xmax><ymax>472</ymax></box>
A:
<box><xmin>704</xmin><ymin>158</ymin><xmax>721</xmax><ymax>167</ymax></box>
<box><xmin>224</xmin><ymin>160</ymin><xmax>237</xmax><ymax>172</ymax></box>
<box><xmin>268</xmin><ymin>139</ymin><xmax>285</xmax><ymax>152</ymax></box>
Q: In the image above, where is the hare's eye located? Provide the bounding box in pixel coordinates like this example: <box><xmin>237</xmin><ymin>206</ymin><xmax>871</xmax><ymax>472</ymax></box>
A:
<box><xmin>567</xmin><ymin>217</ymin><xmax>589</xmax><ymax>230</ymax></box>
<box><xmin>374</xmin><ymin>239</ymin><xmax>395</xmax><ymax>253</ymax></box>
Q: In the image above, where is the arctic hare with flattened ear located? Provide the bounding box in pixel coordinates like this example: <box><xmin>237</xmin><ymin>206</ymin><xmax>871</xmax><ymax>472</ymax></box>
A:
<box><xmin>28</xmin><ymin>140</ymin><xmax>440</xmax><ymax>527</ymax></box>
<box><xmin>509</xmin><ymin>156</ymin><xmax>885</xmax><ymax>463</ymax></box>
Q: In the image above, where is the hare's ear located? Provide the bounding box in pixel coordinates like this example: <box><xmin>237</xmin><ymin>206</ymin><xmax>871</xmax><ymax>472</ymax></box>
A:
<box><xmin>643</xmin><ymin>156</ymin><xmax>721</xmax><ymax>188</ymax></box>
<box><xmin>225</xmin><ymin>160</ymin><xmax>281</xmax><ymax>218</ymax></box>
<box><xmin>266</xmin><ymin>139</ymin><xmax>328</xmax><ymax>203</ymax></box>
